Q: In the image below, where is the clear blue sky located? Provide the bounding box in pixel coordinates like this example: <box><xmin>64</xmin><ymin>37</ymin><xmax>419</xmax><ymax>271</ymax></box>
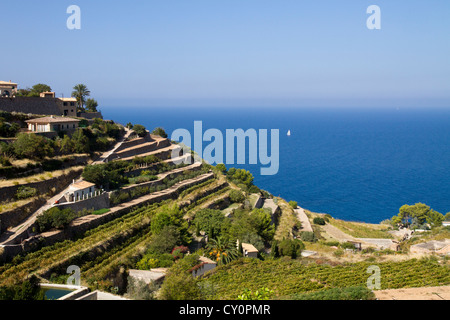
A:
<box><xmin>2</xmin><ymin>0</ymin><xmax>449</xmax><ymax>108</ymax></box>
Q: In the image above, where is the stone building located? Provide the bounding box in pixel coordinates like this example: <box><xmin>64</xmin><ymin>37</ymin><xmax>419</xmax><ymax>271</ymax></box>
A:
<box><xmin>0</xmin><ymin>81</ymin><xmax>18</xmax><ymax>97</ymax></box>
<box><xmin>0</xmin><ymin>81</ymin><xmax>96</xmax><ymax>118</ymax></box>
<box><xmin>65</xmin><ymin>180</ymin><xmax>97</xmax><ymax>202</ymax></box>
<box><xmin>26</xmin><ymin>116</ymin><xmax>80</xmax><ymax>133</ymax></box>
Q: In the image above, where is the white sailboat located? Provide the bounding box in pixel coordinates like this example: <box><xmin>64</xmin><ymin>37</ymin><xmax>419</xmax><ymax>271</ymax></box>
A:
<box><xmin>287</xmin><ymin>130</ymin><xmax>291</xmax><ymax>136</ymax></box>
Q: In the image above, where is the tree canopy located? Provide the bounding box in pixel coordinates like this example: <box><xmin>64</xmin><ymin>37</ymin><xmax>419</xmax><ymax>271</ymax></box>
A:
<box><xmin>391</xmin><ymin>203</ymin><xmax>445</xmax><ymax>229</ymax></box>
<box><xmin>85</xmin><ymin>98</ymin><xmax>99</xmax><ymax>113</ymax></box>
<box><xmin>71</xmin><ymin>84</ymin><xmax>91</xmax><ymax>112</ymax></box>
<box><xmin>13</xmin><ymin>133</ymin><xmax>54</xmax><ymax>160</ymax></box>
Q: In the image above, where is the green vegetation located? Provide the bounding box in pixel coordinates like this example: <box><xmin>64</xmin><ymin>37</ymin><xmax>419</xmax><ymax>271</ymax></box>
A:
<box><xmin>229</xmin><ymin>189</ymin><xmax>245</xmax><ymax>203</ymax></box>
<box><xmin>159</xmin><ymin>254</ymin><xmax>203</xmax><ymax>300</ymax></box>
<box><xmin>15</xmin><ymin>83</ymin><xmax>52</xmax><ymax>98</ymax></box>
<box><xmin>193</xmin><ymin>209</ymin><xmax>226</xmax><ymax>239</ymax></box>
<box><xmin>36</xmin><ymin>207</ymin><xmax>77</xmax><ymax>232</ymax></box>
<box><xmin>152</xmin><ymin>127</ymin><xmax>168</xmax><ymax>138</ymax></box>
<box><xmin>93</xmin><ymin>208</ymin><xmax>110</xmax><ymax>215</ymax></box>
<box><xmin>287</xmin><ymin>286</ymin><xmax>375</xmax><ymax>300</ymax></box>
<box><xmin>200</xmin><ymin>257</ymin><xmax>450</xmax><ymax>299</ymax></box>
<box><xmin>277</xmin><ymin>239</ymin><xmax>305</xmax><ymax>259</ymax></box>
<box><xmin>215</xmin><ymin>163</ymin><xmax>227</xmax><ymax>173</ymax></box>
<box><xmin>226</xmin><ymin>168</ymin><xmax>254</xmax><ymax>190</ymax></box>
<box><xmin>109</xmin><ymin>166</ymin><xmax>210</xmax><ymax>205</ymax></box>
<box><xmin>238</xmin><ymin>287</ymin><xmax>274</xmax><ymax>300</ymax></box>
<box><xmin>391</xmin><ymin>203</ymin><xmax>445</xmax><ymax>229</ymax></box>
<box><xmin>13</xmin><ymin>133</ymin><xmax>54</xmax><ymax>160</ymax></box>
<box><xmin>82</xmin><ymin>154</ymin><xmax>177</xmax><ymax>190</ymax></box>
<box><xmin>15</xmin><ymin>186</ymin><xmax>38</xmax><ymax>200</ymax></box>
<box><xmin>300</xmin><ymin>231</ymin><xmax>317</xmax><ymax>243</ymax></box>
<box><xmin>0</xmin><ymin>118</ymin><xmax>123</xmax><ymax>165</ymax></box>
<box><xmin>85</xmin><ymin>98</ymin><xmax>99</xmax><ymax>113</ymax></box>
<box><xmin>71</xmin><ymin>84</ymin><xmax>91</xmax><ymax>112</ymax></box>
<box><xmin>132</xmin><ymin>124</ymin><xmax>147</xmax><ymax>138</ymax></box>
<box><xmin>205</xmin><ymin>238</ymin><xmax>239</xmax><ymax>265</ymax></box>
<box><xmin>0</xmin><ymin>118</ymin><xmax>20</xmax><ymax>138</ymax></box>
<box><xmin>289</xmin><ymin>201</ymin><xmax>298</xmax><ymax>209</ymax></box>
<box><xmin>313</xmin><ymin>217</ymin><xmax>326</xmax><ymax>226</ymax></box>
<box><xmin>329</xmin><ymin>219</ymin><xmax>393</xmax><ymax>239</ymax></box>
<box><xmin>0</xmin><ymin>276</ymin><xmax>45</xmax><ymax>300</ymax></box>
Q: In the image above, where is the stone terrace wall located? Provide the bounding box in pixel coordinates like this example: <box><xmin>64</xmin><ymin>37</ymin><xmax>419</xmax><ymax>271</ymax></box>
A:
<box><xmin>0</xmin><ymin>97</ymin><xmax>63</xmax><ymax>115</ymax></box>
<box><xmin>0</xmin><ymin>168</ymin><xmax>83</xmax><ymax>203</ymax></box>
<box><xmin>78</xmin><ymin>112</ymin><xmax>103</xmax><ymax>120</ymax></box>
<box><xmin>54</xmin><ymin>192</ymin><xmax>110</xmax><ymax>213</ymax></box>
<box><xmin>0</xmin><ymin>197</ymin><xmax>47</xmax><ymax>233</ymax></box>
<box><xmin>0</xmin><ymin>172</ymin><xmax>215</xmax><ymax>263</ymax></box>
<box><xmin>115</xmin><ymin>139</ymin><xmax>171</xmax><ymax>159</ymax></box>
<box><xmin>116</xmin><ymin>135</ymin><xmax>152</xmax><ymax>152</ymax></box>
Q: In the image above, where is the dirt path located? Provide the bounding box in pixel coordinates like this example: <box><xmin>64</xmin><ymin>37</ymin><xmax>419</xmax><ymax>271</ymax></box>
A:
<box><xmin>375</xmin><ymin>286</ymin><xmax>450</xmax><ymax>300</ymax></box>
<box><xmin>321</xmin><ymin>223</ymin><xmax>358</xmax><ymax>242</ymax></box>
<box><xmin>294</xmin><ymin>208</ymin><xmax>313</xmax><ymax>233</ymax></box>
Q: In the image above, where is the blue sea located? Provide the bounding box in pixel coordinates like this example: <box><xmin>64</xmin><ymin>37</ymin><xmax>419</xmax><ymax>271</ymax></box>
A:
<box><xmin>102</xmin><ymin>106</ymin><xmax>450</xmax><ymax>224</ymax></box>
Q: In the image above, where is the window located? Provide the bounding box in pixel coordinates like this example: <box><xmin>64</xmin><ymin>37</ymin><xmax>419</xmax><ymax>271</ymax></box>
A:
<box><xmin>70</xmin><ymin>102</ymin><xmax>75</xmax><ymax>106</ymax></box>
<box><xmin>73</xmin><ymin>124</ymin><xmax>76</xmax><ymax>129</ymax></box>
<box><xmin>63</xmin><ymin>102</ymin><xmax>68</xmax><ymax>106</ymax></box>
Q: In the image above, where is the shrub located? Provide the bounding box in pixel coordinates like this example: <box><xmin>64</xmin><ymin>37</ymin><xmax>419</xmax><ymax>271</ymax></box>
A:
<box><xmin>322</xmin><ymin>241</ymin><xmax>340</xmax><ymax>247</ymax></box>
<box><xmin>148</xmin><ymin>226</ymin><xmax>181</xmax><ymax>254</ymax></box>
<box><xmin>125</xmin><ymin>277</ymin><xmax>159</xmax><ymax>300</ymax></box>
<box><xmin>152</xmin><ymin>127</ymin><xmax>168</xmax><ymax>138</ymax></box>
<box><xmin>333</xmin><ymin>249</ymin><xmax>344</xmax><ymax>257</ymax></box>
<box><xmin>227</xmin><ymin>168</ymin><xmax>254</xmax><ymax>187</ymax></box>
<box><xmin>216</xmin><ymin>163</ymin><xmax>227</xmax><ymax>173</ymax></box>
<box><xmin>171</xmin><ymin>246</ymin><xmax>190</xmax><ymax>260</ymax></box>
<box><xmin>13</xmin><ymin>133</ymin><xmax>54</xmax><ymax>160</ymax></box>
<box><xmin>15</xmin><ymin>186</ymin><xmax>37</xmax><ymax>200</ymax></box>
<box><xmin>238</xmin><ymin>288</ymin><xmax>274</xmax><ymax>300</ymax></box>
<box><xmin>137</xmin><ymin>253</ymin><xmax>175</xmax><ymax>270</ymax></box>
<box><xmin>340</xmin><ymin>242</ymin><xmax>357</xmax><ymax>250</ymax></box>
<box><xmin>247</xmin><ymin>185</ymin><xmax>260</xmax><ymax>194</ymax></box>
<box><xmin>229</xmin><ymin>190</ymin><xmax>245</xmax><ymax>203</ymax></box>
<box><xmin>300</xmin><ymin>231</ymin><xmax>316</xmax><ymax>243</ymax></box>
<box><xmin>313</xmin><ymin>217</ymin><xmax>326</xmax><ymax>225</ymax></box>
<box><xmin>133</xmin><ymin>124</ymin><xmax>147</xmax><ymax>137</ymax></box>
<box><xmin>0</xmin><ymin>155</ymin><xmax>11</xmax><ymax>167</ymax></box>
<box><xmin>193</xmin><ymin>209</ymin><xmax>225</xmax><ymax>239</ymax></box>
<box><xmin>42</xmin><ymin>159</ymin><xmax>64</xmax><ymax>171</ymax></box>
<box><xmin>289</xmin><ymin>201</ymin><xmax>298</xmax><ymax>209</ymax></box>
<box><xmin>159</xmin><ymin>255</ymin><xmax>203</xmax><ymax>300</ymax></box>
<box><xmin>278</xmin><ymin>239</ymin><xmax>305</xmax><ymax>259</ymax></box>
<box><xmin>36</xmin><ymin>207</ymin><xmax>76</xmax><ymax>232</ymax></box>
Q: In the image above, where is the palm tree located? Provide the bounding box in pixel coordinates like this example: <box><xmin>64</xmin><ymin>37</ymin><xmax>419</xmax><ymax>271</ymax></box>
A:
<box><xmin>206</xmin><ymin>237</ymin><xmax>239</xmax><ymax>265</ymax></box>
<box><xmin>71</xmin><ymin>84</ymin><xmax>91</xmax><ymax>113</ymax></box>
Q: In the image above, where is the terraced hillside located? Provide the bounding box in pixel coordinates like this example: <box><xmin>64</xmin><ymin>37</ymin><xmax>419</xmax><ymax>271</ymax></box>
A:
<box><xmin>200</xmin><ymin>257</ymin><xmax>450</xmax><ymax>299</ymax></box>
<box><xmin>0</xmin><ymin>168</ymin><xmax>232</xmax><ymax>290</ymax></box>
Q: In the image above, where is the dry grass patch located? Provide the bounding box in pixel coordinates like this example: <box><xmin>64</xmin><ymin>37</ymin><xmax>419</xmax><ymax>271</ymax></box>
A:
<box><xmin>274</xmin><ymin>199</ymin><xmax>301</xmax><ymax>241</ymax></box>
<box><xmin>0</xmin><ymin>166</ymin><xmax>84</xmax><ymax>188</ymax></box>
<box><xmin>329</xmin><ymin>218</ymin><xmax>393</xmax><ymax>239</ymax></box>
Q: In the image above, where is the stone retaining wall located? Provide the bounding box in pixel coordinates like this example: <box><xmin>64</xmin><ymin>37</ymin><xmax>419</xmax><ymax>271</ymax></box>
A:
<box><xmin>0</xmin><ymin>172</ymin><xmax>215</xmax><ymax>264</ymax></box>
<box><xmin>0</xmin><ymin>197</ymin><xmax>47</xmax><ymax>233</ymax></box>
<box><xmin>0</xmin><ymin>97</ymin><xmax>63</xmax><ymax>116</ymax></box>
<box><xmin>115</xmin><ymin>139</ymin><xmax>171</xmax><ymax>159</ymax></box>
<box><xmin>0</xmin><ymin>168</ymin><xmax>83</xmax><ymax>203</ymax></box>
<box><xmin>53</xmin><ymin>192</ymin><xmax>110</xmax><ymax>213</ymax></box>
